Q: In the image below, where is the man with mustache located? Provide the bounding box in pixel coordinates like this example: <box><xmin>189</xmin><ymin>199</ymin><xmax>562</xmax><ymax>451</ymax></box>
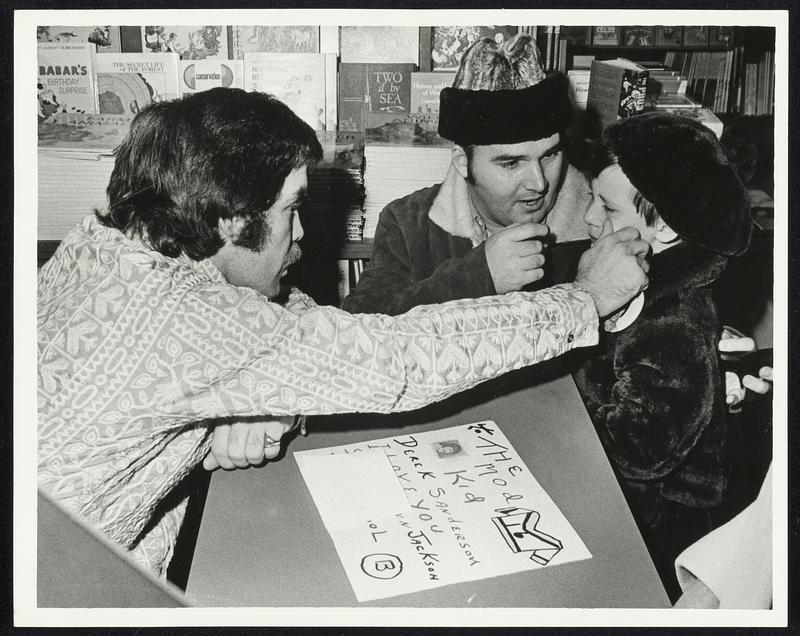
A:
<box><xmin>38</xmin><ymin>87</ymin><xmax>648</xmax><ymax>577</ymax></box>
<box><xmin>343</xmin><ymin>33</ymin><xmax>591</xmax><ymax>315</ymax></box>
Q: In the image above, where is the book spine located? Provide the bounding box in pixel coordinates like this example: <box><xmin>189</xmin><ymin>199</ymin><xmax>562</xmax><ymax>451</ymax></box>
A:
<box><xmin>744</xmin><ymin>63</ymin><xmax>757</xmax><ymax>115</ymax></box>
<box><xmin>586</xmin><ymin>61</ymin><xmax>623</xmax><ymax>135</ymax></box>
<box><xmin>418</xmin><ymin>27</ymin><xmax>432</xmax><ymax>72</ymax></box>
<box><xmin>545</xmin><ymin>26</ymin><xmax>554</xmax><ymax>72</ymax></box>
<box><xmin>557</xmin><ymin>37</ymin><xmax>568</xmax><ymax>74</ymax></box>
<box><xmin>325</xmin><ymin>53</ymin><xmax>338</xmax><ymax>132</ymax></box>
<box><xmin>721</xmin><ymin>49</ymin><xmax>733</xmax><ymax>113</ymax></box>
<box><xmin>687</xmin><ymin>52</ymin><xmax>698</xmax><ymax>99</ymax></box>
<box><xmin>767</xmin><ymin>51</ymin><xmax>775</xmax><ymax>115</ymax></box>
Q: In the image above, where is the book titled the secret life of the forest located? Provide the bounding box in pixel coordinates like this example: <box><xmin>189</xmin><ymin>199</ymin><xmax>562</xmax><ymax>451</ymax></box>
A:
<box><xmin>94</xmin><ymin>52</ymin><xmax>181</xmax><ymax>115</ymax></box>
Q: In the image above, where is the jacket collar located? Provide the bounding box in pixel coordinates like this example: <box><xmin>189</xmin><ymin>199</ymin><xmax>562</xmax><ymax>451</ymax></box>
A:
<box><xmin>428</xmin><ymin>163</ymin><xmax>487</xmax><ymax>247</ymax></box>
<box><xmin>644</xmin><ymin>242</ymin><xmax>728</xmax><ymax>308</ymax></box>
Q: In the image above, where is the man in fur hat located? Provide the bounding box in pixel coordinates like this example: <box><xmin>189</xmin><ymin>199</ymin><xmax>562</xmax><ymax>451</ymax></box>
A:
<box><xmin>343</xmin><ymin>34</ymin><xmax>591</xmax><ymax>315</ymax></box>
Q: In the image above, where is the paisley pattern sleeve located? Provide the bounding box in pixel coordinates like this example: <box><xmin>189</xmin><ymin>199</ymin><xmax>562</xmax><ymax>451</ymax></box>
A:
<box><xmin>37</xmin><ymin>219</ymin><xmax>597</xmax><ymax>575</ymax></box>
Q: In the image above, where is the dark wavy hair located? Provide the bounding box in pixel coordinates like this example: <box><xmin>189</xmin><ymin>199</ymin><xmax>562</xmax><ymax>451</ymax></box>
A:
<box><xmin>97</xmin><ymin>88</ymin><xmax>323</xmax><ymax>260</ymax></box>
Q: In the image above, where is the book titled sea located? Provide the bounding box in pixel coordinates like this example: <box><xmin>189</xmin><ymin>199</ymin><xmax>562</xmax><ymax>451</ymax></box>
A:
<box><xmin>338</xmin><ymin>63</ymin><xmax>415</xmax><ymax>133</ymax></box>
<box><xmin>244</xmin><ymin>52</ymin><xmax>336</xmax><ymax>131</ymax></box>
<box><xmin>94</xmin><ymin>53</ymin><xmax>180</xmax><ymax>114</ymax></box>
<box><xmin>38</xmin><ymin>42</ymin><xmax>99</xmax><ymax>119</ymax></box>
<box><xmin>179</xmin><ymin>59</ymin><xmax>244</xmax><ymax>95</ymax></box>
<box><xmin>585</xmin><ymin>58</ymin><xmax>649</xmax><ymax>136</ymax></box>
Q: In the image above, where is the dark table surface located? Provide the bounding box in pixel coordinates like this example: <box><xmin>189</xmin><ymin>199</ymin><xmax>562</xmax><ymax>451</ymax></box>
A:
<box><xmin>186</xmin><ymin>370</ymin><xmax>669</xmax><ymax>608</ymax></box>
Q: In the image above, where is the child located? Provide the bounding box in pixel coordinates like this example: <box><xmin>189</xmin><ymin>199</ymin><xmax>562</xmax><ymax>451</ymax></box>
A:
<box><xmin>572</xmin><ymin>112</ymin><xmax>752</xmax><ymax>601</ymax></box>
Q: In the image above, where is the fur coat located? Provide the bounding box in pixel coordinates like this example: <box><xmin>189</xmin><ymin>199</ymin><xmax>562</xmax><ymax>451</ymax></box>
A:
<box><xmin>573</xmin><ymin>241</ymin><xmax>730</xmax><ymax>526</ymax></box>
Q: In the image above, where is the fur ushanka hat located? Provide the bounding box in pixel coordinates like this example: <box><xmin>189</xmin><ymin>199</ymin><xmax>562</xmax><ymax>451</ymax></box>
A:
<box><xmin>438</xmin><ymin>34</ymin><xmax>573</xmax><ymax>147</ymax></box>
<box><xmin>603</xmin><ymin>111</ymin><xmax>752</xmax><ymax>256</ymax></box>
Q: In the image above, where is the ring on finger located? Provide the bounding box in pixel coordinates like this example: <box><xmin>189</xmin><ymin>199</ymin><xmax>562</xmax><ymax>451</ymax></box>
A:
<box><xmin>264</xmin><ymin>434</ymin><xmax>281</xmax><ymax>447</ymax></box>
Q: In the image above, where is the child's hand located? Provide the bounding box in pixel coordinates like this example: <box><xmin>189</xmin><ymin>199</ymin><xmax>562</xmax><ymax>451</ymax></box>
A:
<box><xmin>725</xmin><ymin>365</ymin><xmax>773</xmax><ymax>411</ymax></box>
<box><xmin>742</xmin><ymin>366</ymin><xmax>773</xmax><ymax>395</ymax></box>
<box><xmin>718</xmin><ymin>325</ymin><xmax>755</xmax><ymax>358</ymax></box>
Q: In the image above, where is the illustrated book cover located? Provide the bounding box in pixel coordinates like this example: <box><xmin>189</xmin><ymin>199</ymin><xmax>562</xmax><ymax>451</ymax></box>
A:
<box><xmin>230</xmin><ymin>25</ymin><xmax>320</xmax><ymax>58</ymax></box>
<box><xmin>339</xmin><ymin>26</ymin><xmax>419</xmax><ymax>64</ymax></box>
<box><xmin>94</xmin><ymin>52</ymin><xmax>180</xmax><ymax>115</ymax></box>
<box><xmin>178</xmin><ymin>59</ymin><xmax>244</xmax><ymax>95</ymax></box>
<box><xmin>683</xmin><ymin>26</ymin><xmax>710</xmax><ymax>47</ymax></box>
<box><xmin>585</xmin><ymin>58</ymin><xmax>649</xmax><ymax>136</ymax></box>
<box><xmin>37</xmin><ymin>25</ymin><xmax>121</xmax><ymax>53</ymax></box>
<box><xmin>655</xmin><ymin>26</ymin><xmax>683</xmax><ymax>47</ymax></box>
<box><xmin>244</xmin><ymin>52</ymin><xmax>336</xmax><ymax>131</ymax></box>
<box><xmin>338</xmin><ymin>62</ymin><xmax>415</xmax><ymax>134</ymax></box>
<box><xmin>590</xmin><ymin>26</ymin><xmax>621</xmax><ymax>46</ymax></box>
<box><xmin>407</xmin><ymin>71</ymin><xmax>456</xmax><ymax>145</ymax></box>
<box><xmin>37</xmin><ymin>42</ymin><xmax>99</xmax><ymax>120</ymax></box>
<box><xmin>141</xmin><ymin>25</ymin><xmax>227</xmax><ymax>60</ymax></box>
<box><xmin>622</xmin><ymin>26</ymin><xmax>656</xmax><ymax>47</ymax></box>
<box><xmin>431</xmin><ymin>26</ymin><xmax>518</xmax><ymax>71</ymax></box>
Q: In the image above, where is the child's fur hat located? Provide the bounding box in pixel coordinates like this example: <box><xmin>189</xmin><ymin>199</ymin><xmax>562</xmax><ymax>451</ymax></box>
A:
<box><xmin>438</xmin><ymin>34</ymin><xmax>573</xmax><ymax>146</ymax></box>
<box><xmin>604</xmin><ymin>112</ymin><xmax>752</xmax><ymax>256</ymax></box>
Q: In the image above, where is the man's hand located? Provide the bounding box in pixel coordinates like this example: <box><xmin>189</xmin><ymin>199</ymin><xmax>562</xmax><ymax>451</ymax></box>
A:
<box><xmin>203</xmin><ymin>416</ymin><xmax>296</xmax><ymax>471</ymax></box>
<box><xmin>574</xmin><ymin>219</ymin><xmax>650</xmax><ymax>318</ymax></box>
<box><xmin>485</xmin><ymin>222</ymin><xmax>550</xmax><ymax>294</ymax></box>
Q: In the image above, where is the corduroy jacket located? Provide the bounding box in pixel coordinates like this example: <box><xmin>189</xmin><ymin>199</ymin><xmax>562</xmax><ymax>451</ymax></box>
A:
<box><xmin>343</xmin><ymin>164</ymin><xmax>591</xmax><ymax>315</ymax></box>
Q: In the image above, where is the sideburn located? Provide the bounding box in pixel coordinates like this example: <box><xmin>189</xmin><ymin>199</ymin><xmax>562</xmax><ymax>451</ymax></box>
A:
<box><xmin>231</xmin><ymin>211</ymin><xmax>271</xmax><ymax>252</ymax></box>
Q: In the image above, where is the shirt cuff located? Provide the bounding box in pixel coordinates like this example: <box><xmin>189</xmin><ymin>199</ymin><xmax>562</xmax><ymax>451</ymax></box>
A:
<box><xmin>550</xmin><ymin>282</ymin><xmax>599</xmax><ymax>351</ymax></box>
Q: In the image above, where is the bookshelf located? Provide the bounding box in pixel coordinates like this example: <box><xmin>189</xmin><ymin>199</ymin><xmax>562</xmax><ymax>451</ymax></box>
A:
<box><xmin>36</xmin><ymin>22</ymin><xmax>776</xmax><ymax>308</ymax></box>
<box><xmin>561</xmin><ymin>25</ymin><xmax>775</xmax><ymax>117</ymax></box>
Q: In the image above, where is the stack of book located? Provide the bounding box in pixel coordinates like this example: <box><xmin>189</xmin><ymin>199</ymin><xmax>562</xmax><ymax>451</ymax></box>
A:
<box><xmin>361</xmin><ymin>71</ymin><xmax>455</xmax><ymax>239</ymax></box>
<box><xmin>305</xmin><ymin>131</ymin><xmax>366</xmax><ymax>243</ymax></box>
<box><xmin>37</xmin><ymin>112</ymin><xmax>134</xmax><ymax>240</ymax></box>
<box><xmin>664</xmin><ymin>48</ymin><xmax>742</xmax><ymax>114</ymax></box>
<box><xmin>363</xmin><ymin>143</ymin><xmax>452</xmax><ymax>239</ymax></box>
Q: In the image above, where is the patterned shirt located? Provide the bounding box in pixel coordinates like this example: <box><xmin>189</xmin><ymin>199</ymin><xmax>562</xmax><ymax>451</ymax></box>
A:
<box><xmin>38</xmin><ymin>215</ymin><xmax>598</xmax><ymax>575</ymax></box>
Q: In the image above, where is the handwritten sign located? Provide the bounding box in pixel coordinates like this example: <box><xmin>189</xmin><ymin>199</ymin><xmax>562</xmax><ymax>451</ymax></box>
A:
<box><xmin>294</xmin><ymin>421</ymin><xmax>591</xmax><ymax>602</ymax></box>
